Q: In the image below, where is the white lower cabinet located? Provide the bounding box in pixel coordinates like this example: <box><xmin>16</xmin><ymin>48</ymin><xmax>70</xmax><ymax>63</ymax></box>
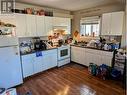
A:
<box><xmin>101</xmin><ymin>55</ymin><xmax>113</xmax><ymax>66</ymax></box>
<box><xmin>42</xmin><ymin>49</ymin><xmax>58</xmax><ymax>71</ymax></box>
<box><xmin>85</xmin><ymin>49</ymin><xmax>102</xmax><ymax>66</ymax></box>
<box><xmin>71</xmin><ymin>46</ymin><xmax>113</xmax><ymax>66</ymax></box>
<box><xmin>85</xmin><ymin>52</ymin><xmax>94</xmax><ymax>66</ymax></box>
<box><xmin>33</xmin><ymin>54</ymin><xmax>44</xmax><ymax>74</ymax></box>
<box><xmin>71</xmin><ymin>46</ymin><xmax>84</xmax><ymax>65</ymax></box>
<box><xmin>21</xmin><ymin>49</ymin><xmax>57</xmax><ymax>78</ymax></box>
<box><xmin>21</xmin><ymin>54</ymin><xmax>35</xmax><ymax>78</ymax></box>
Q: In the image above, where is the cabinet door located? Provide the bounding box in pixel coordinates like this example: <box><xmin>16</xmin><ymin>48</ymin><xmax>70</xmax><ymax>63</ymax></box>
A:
<box><xmin>71</xmin><ymin>46</ymin><xmax>79</xmax><ymax>63</ymax></box>
<box><xmin>101</xmin><ymin>56</ymin><xmax>112</xmax><ymax>66</ymax></box>
<box><xmin>71</xmin><ymin>48</ymin><xmax>76</xmax><ymax>62</ymax></box>
<box><xmin>26</xmin><ymin>15</ymin><xmax>37</xmax><ymax>37</ymax></box>
<box><xmin>85</xmin><ymin>49</ymin><xmax>101</xmax><ymax>66</ymax></box>
<box><xmin>43</xmin><ymin>50</ymin><xmax>57</xmax><ymax>70</ymax></box>
<box><xmin>110</xmin><ymin>12</ymin><xmax>124</xmax><ymax>35</ymax></box>
<box><xmin>45</xmin><ymin>16</ymin><xmax>53</xmax><ymax>36</ymax></box>
<box><xmin>53</xmin><ymin>17</ymin><xmax>64</xmax><ymax>26</ymax></box>
<box><xmin>34</xmin><ymin>54</ymin><xmax>43</xmax><ymax>74</ymax></box>
<box><xmin>48</xmin><ymin>52</ymin><xmax>57</xmax><ymax>68</ymax></box>
<box><xmin>93</xmin><ymin>54</ymin><xmax>102</xmax><ymax>66</ymax></box>
<box><xmin>53</xmin><ymin>17</ymin><xmax>71</xmax><ymax>34</ymax></box>
<box><xmin>85</xmin><ymin>52</ymin><xmax>94</xmax><ymax>66</ymax></box>
<box><xmin>101</xmin><ymin>51</ymin><xmax>113</xmax><ymax>66</ymax></box>
<box><xmin>53</xmin><ymin>17</ymin><xmax>61</xmax><ymax>26</ymax></box>
<box><xmin>21</xmin><ymin>54</ymin><xmax>34</xmax><ymax>78</ymax></box>
<box><xmin>66</xmin><ymin>18</ymin><xmax>71</xmax><ymax>34</ymax></box>
<box><xmin>36</xmin><ymin>16</ymin><xmax>45</xmax><ymax>36</ymax></box>
<box><xmin>0</xmin><ymin>14</ymin><xmax>15</xmax><ymax>25</ymax></box>
<box><xmin>71</xmin><ymin>46</ymin><xmax>84</xmax><ymax>64</ymax></box>
<box><xmin>15</xmin><ymin>14</ymin><xmax>27</xmax><ymax>37</ymax></box>
<box><xmin>101</xmin><ymin>13</ymin><xmax>111</xmax><ymax>35</ymax></box>
<box><xmin>45</xmin><ymin>53</ymin><xmax>57</xmax><ymax>69</ymax></box>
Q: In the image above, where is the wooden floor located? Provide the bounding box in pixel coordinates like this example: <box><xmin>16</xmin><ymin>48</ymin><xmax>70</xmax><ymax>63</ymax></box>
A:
<box><xmin>17</xmin><ymin>63</ymin><xmax>125</xmax><ymax>95</ymax></box>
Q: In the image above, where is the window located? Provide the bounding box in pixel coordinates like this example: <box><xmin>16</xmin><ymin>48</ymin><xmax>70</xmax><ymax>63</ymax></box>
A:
<box><xmin>80</xmin><ymin>16</ymin><xmax>100</xmax><ymax>37</ymax></box>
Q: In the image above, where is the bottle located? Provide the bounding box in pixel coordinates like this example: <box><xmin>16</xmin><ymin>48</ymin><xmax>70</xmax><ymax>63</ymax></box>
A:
<box><xmin>104</xmin><ymin>44</ymin><xmax>108</xmax><ymax>50</ymax></box>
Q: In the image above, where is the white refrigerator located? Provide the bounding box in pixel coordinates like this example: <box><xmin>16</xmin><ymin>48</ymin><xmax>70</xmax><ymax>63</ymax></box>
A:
<box><xmin>0</xmin><ymin>36</ymin><xmax>23</xmax><ymax>89</ymax></box>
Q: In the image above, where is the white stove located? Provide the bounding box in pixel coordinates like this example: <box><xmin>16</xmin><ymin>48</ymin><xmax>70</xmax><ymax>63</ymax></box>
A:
<box><xmin>57</xmin><ymin>45</ymin><xmax>70</xmax><ymax>67</ymax></box>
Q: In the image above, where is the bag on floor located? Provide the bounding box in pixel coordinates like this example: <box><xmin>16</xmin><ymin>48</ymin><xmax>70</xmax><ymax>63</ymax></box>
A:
<box><xmin>88</xmin><ymin>63</ymin><xmax>97</xmax><ymax>76</ymax></box>
<box><xmin>110</xmin><ymin>68</ymin><xmax>121</xmax><ymax>80</ymax></box>
<box><xmin>96</xmin><ymin>64</ymin><xmax>111</xmax><ymax>80</ymax></box>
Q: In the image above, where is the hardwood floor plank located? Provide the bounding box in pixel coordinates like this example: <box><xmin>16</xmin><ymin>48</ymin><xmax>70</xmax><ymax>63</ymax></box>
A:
<box><xmin>16</xmin><ymin>63</ymin><xmax>125</xmax><ymax>95</ymax></box>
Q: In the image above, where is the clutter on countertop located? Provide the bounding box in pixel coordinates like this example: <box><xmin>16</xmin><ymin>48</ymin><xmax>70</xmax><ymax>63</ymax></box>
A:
<box><xmin>20</xmin><ymin>41</ymin><xmax>34</xmax><ymax>54</ymax></box>
<box><xmin>11</xmin><ymin>8</ymin><xmax>53</xmax><ymax>16</ymax></box>
<box><xmin>19</xmin><ymin>37</ymin><xmax>58</xmax><ymax>55</ymax></box>
<box><xmin>71</xmin><ymin>36</ymin><xmax>120</xmax><ymax>52</ymax></box>
<box><xmin>0</xmin><ymin>21</ymin><xmax>16</xmax><ymax>36</ymax></box>
<box><xmin>0</xmin><ymin>21</ymin><xmax>16</xmax><ymax>27</ymax></box>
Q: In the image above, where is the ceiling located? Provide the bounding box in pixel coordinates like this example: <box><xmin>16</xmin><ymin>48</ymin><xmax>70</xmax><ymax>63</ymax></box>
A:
<box><xmin>16</xmin><ymin>0</ymin><xmax>124</xmax><ymax>11</ymax></box>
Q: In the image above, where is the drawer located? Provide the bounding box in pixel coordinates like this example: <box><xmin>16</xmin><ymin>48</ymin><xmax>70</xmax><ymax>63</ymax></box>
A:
<box><xmin>42</xmin><ymin>49</ymin><xmax>57</xmax><ymax>55</ymax></box>
<box><xmin>58</xmin><ymin>58</ymin><xmax>70</xmax><ymax>67</ymax></box>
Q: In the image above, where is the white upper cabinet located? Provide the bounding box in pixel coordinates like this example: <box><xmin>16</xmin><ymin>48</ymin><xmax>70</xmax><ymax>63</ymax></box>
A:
<box><xmin>110</xmin><ymin>12</ymin><xmax>124</xmax><ymax>35</ymax></box>
<box><xmin>36</xmin><ymin>16</ymin><xmax>45</xmax><ymax>36</ymax></box>
<box><xmin>101</xmin><ymin>13</ymin><xmax>111</xmax><ymax>35</ymax></box>
<box><xmin>53</xmin><ymin>17</ymin><xmax>70</xmax><ymax>26</ymax></box>
<box><xmin>53</xmin><ymin>17</ymin><xmax>71</xmax><ymax>34</ymax></box>
<box><xmin>15</xmin><ymin>14</ymin><xmax>27</xmax><ymax>37</ymax></box>
<box><xmin>45</xmin><ymin>16</ymin><xmax>53</xmax><ymax>36</ymax></box>
<box><xmin>101</xmin><ymin>11</ymin><xmax>124</xmax><ymax>35</ymax></box>
<box><xmin>1</xmin><ymin>14</ymin><xmax>71</xmax><ymax>37</ymax></box>
<box><xmin>0</xmin><ymin>14</ymin><xmax>16</xmax><ymax>25</ymax></box>
<box><xmin>26</xmin><ymin>14</ymin><xmax>37</xmax><ymax>37</ymax></box>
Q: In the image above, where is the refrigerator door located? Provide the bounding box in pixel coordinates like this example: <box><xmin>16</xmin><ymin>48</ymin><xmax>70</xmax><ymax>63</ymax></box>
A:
<box><xmin>0</xmin><ymin>46</ymin><xmax>23</xmax><ymax>88</ymax></box>
<box><xmin>0</xmin><ymin>36</ymin><xmax>18</xmax><ymax>47</ymax></box>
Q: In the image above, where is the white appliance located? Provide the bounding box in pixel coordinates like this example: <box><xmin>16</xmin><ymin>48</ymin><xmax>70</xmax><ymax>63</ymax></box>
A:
<box><xmin>58</xmin><ymin>45</ymin><xmax>70</xmax><ymax>67</ymax></box>
<box><xmin>0</xmin><ymin>36</ymin><xmax>23</xmax><ymax>89</ymax></box>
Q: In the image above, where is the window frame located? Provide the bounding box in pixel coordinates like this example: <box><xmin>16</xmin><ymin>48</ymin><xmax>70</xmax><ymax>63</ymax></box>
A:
<box><xmin>80</xmin><ymin>16</ymin><xmax>101</xmax><ymax>37</ymax></box>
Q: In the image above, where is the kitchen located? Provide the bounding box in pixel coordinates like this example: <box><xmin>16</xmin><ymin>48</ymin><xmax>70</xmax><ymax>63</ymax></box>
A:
<box><xmin>0</xmin><ymin>0</ymin><xmax>126</xmax><ymax>95</ymax></box>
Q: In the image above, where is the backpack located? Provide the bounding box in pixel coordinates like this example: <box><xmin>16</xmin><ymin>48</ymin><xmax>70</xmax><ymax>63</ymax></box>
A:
<box><xmin>88</xmin><ymin>63</ymin><xmax>97</xmax><ymax>76</ymax></box>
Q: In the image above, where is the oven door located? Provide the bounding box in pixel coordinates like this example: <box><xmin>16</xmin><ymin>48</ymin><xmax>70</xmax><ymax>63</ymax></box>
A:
<box><xmin>58</xmin><ymin>47</ymin><xmax>70</xmax><ymax>60</ymax></box>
